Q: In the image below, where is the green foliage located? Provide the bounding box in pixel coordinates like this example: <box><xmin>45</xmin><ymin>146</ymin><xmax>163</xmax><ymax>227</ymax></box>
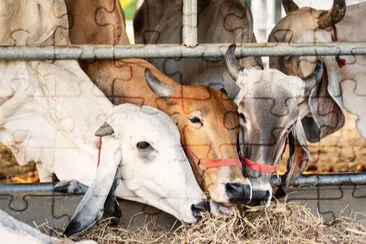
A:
<box><xmin>119</xmin><ymin>0</ymin><xmax>137</xmax><ymax>20</ymax></box>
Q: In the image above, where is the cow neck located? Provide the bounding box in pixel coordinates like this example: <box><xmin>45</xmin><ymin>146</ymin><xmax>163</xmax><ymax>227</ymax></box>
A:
<box><xmin>332</xmin><ymin>25</ymin><xmax>346</xmax><ymax>68</ymax></box>
<box><xmin>180</xmin><ymin>140</ymin><xmax>205</xmax><ymax>191</ymax></box>
<box><xmin>198</xmin><ymin>0</ymin><xmax>210</xmax><ymax>13</ymax></box>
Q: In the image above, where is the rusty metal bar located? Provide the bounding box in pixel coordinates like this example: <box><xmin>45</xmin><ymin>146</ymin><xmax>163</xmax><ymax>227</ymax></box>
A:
<box><xmin>0</xmin><ymin>42</ymin><xmax>365</xmax><ymax>60</ymax></box>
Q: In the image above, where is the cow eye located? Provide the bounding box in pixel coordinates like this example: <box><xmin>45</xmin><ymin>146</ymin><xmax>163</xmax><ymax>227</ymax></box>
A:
<box><xmin>188</xmin><ymin>117</ymin><xmax>203</xmax><ymax>125</ymax></box>
<box><xmin>136</xmin><ymin>141</ymin><xmax>152</xmax><ymax>150</ymax></box>
<box><xmin>239</xmin><ymin>113</ymin><xmax>247</xmax><ymax>123</ymax></box>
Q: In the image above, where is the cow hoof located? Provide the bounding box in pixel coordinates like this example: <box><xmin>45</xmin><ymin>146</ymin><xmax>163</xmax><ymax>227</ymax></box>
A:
<box><xmin>54</xmin><ymin>180</ymin><xmax>89</xmax><ymax>194</ymax></box>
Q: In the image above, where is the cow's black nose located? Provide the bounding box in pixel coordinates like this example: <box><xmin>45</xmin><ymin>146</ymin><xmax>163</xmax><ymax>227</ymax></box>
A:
<box><xmin>252</xmin><ymin>190</ymin><xmax>270</xmax><ymax>201</ymax></box>
<box><xmin>225</xmin><ymin>183</ymin><xmax>252</xmax><ymax>203</ymax></box>
<box><xmin>191</xmin><ymin>200</ymin><xmax>210</xmax><ymax>220</ymax></box>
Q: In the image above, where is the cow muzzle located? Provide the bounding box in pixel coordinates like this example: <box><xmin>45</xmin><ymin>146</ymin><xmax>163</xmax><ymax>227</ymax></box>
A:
<box><xmin>248</xmin><ymin>181</ymin><xmax>273</xmax><ymax>207</ymax></box>
<box><xmin>225</xmin><ymin>182</ymin><xmax>252</xmax><ymax>203</ymax></box>
<box><xmin>191</xmin><ymin>200</ymin><xmax>210</xmax><ymax>221</ymax></box>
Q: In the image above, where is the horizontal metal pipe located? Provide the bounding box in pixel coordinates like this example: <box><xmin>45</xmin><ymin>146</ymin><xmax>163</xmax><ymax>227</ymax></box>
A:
<box><xmin>270</xmin><ymin>173</ymin><xmax>366</xmax><ymax>187</ymax></box>
<box><xmin>0</xmin><ymin>42</ymin><xmax>365</xmax><ymax>60</ymax></box>
<box><xmin>0</xmin><ymin>183</ymin><xmax>54</xmax><ymax>193</ymax></box>
<box><xmin>1</xmin><ymin>173</ymin><xmax>366</xmax><ymax>193</ymax></box>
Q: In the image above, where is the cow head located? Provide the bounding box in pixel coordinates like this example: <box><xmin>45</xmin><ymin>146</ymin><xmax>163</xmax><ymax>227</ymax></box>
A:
<box><xmin>64</xmin><ymin>104</ymin><xmax>209</xmax><ymax>236</ymax></box>
<box><xmin>144</xmin><ymin>69</ymin><xmax>252</xmax><ymax>210</ymax></box>
<box><xmin>225</xmin><ymin>44</ymin><xmax>323</xmax><ymax>206</ymax></box>
<box><xmin>269</xmin><ymin>0</ymin><xmax>346</xmax><ymax>143</ymax></box>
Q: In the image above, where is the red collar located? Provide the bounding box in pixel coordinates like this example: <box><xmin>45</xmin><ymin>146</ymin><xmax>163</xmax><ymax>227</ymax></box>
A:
<box><xmin>97</xmin><ymin>137</ymin><xmax>102</xmax><ymax>167</ymax></box>
<box><xmin>181</xmin><ymin>141</ymin><xmax>242</xmax><ymax>169</ymax></box>
<box><xmin>240</xmin><ymin>156</ymin><xmax>278</xmax><ymax>173</ymax></box>
<box><xmin>237</xmin><ymin>140</ymin><xmax>287</xmax><ymax>174</ymax></box>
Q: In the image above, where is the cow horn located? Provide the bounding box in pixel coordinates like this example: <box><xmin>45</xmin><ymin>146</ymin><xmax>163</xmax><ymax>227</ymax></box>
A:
<box><xmin>282</xmin><ymin>0</ymin><xmax>299</xmax><ymax>14</ymax></box>
<box><xmin>318</xmin><ymin>0</ymin><xmax>346</xmax><ymax>29</ymax></box>
<box><xmin>225</xmin><ymin>44</ymin><xmax>244</xmax><ymax>81</ymax></box>
<box><xmin>302</xmin><ymin>60</ymin><xmax>323</xmax><ymax>94</ymax></box>
<box><xmin>144</xmin><ymin>69</ymin><xmax>173</xmax><ymax>99</ymax></box>
<box><xmin>95</xmin><ymin>122</ymin><xmax>114</xmax><ymax>137</ymax></box>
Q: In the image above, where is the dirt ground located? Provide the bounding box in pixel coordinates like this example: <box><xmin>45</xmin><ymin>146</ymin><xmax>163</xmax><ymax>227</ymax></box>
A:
<box><xmin>1</xmin><ymin>113</ymin><xmax>365</xmax><ymax>183</ymax></box>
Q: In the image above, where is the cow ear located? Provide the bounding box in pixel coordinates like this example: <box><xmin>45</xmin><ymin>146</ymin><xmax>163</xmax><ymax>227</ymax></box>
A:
<box><xmin>63</xmin><ymin>136</ymin><xmax>121</xmax><ymax>237</ymax></box>
<box><xmin>282</xmin><ymin>119</ymin><xmax>310</xmax><ymax>190</ymax></box>
<box><xmin>302</xmin><ymin>59</ymin><xmax>345</xmax><ymax>143</ymax></box>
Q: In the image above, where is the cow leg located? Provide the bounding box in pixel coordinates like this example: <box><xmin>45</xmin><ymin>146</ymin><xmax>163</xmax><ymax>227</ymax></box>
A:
<box><xmin>54</xmin><ymin>180</ymin><xmax>89</xmax><ymax>194</ymax></box>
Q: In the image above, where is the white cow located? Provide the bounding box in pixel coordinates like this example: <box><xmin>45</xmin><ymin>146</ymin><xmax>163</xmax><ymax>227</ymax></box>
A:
<box><xmin>0</xmin><ymin>0</ymin><xmax>208</xmax><ymax>224</ymax></box>
<box><xmin>270</xmin><ymin>0</ymin><xmax>366</xmax><ymax>138</ymax></box>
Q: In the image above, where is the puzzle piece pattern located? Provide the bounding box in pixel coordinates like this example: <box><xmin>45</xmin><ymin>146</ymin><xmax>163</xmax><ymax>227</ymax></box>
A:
<box><xmin>0</xmin><ymin>192</ymin><xmax>177</xmax><ymax>233</ymax></box>
<box><xmin>1</xmin><ymin>0</ymin><xmax>366</xmax><ymax>232</ymax></box>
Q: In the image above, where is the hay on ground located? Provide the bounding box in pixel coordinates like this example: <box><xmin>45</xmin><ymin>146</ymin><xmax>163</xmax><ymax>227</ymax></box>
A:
<box><xmin>50</xmin><ymin>201</ymin><xmax>366</xmax><ymax>243</ymax></box>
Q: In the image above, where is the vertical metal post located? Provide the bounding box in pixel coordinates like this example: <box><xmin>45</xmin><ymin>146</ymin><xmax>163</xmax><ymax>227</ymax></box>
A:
<box><xmin>182</xmin><ymin>0</ymin><xmax>198</xmax><ymax>47</ymax></box>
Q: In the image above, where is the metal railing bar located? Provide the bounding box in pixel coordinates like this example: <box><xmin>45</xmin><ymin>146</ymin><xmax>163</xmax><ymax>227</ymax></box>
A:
<box><xmin>0</xmin><ymin>42</ymin><xmax>365</xmax><ymax>60</ymax></box>
<box><xmin>182</xmin><ymin>0</ymin><xmax>198</xmax><ymax>47</ymax></box>
<box><xmin>270</xmin><ymin>173</ymin><xmax>366</xmax><ymax>187</ymax></box>
<box><xmin>1</xmin><ymin>173</ymin><xmax>366</xmax><ymax>193</ymax></box>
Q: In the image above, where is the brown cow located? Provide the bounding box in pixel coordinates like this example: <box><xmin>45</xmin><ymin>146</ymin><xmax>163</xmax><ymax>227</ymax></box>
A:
<box><xmin>64</xmin><ymin>0</ymin><xmax>251</xmax><ymax>211</ymax></box>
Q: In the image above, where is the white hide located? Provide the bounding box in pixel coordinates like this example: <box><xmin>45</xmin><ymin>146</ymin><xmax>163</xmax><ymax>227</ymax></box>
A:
<box><xmin>337</xmin><ymin>3</ymin><xmax>366</xmax><ymax>137</ymax></box>
<box><xmin>99</xmin><ymin>105</ymin><xmax>206</xmax><ymax>223</ymax></box>
<box><xmin>0</xmin><ymin>53</ymin><xmax>204</xmax><ymax>224</ymax></box>
<box><xmin>270</xmin><ymin>3</ymin><xmax>366</xmax><ymax>138</ymax></box>
<box><xmin>0</xmin><ymin>0</ymin><xmax>205</xmax><ymax>223</ymax></box>
<box><xmin>0</xmin><ymin>209</ymin><xmax>95</xmax><ymax>244</ymax></box>
<box><xmin>234</xmin><ymin>68</ymin><xmax>306</xmax><ymax>104</ymax></box>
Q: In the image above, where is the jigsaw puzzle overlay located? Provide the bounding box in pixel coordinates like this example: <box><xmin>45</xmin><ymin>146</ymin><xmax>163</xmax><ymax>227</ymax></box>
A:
<box><xmin>0</xmin><ymin>0</ymin><xmax>366</xmax><ymax>234</ymax></box>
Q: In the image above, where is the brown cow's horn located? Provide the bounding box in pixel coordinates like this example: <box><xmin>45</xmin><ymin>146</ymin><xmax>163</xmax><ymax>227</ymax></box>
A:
<box><xmin>318</xmin><ymin>0</ymin><xmax>346</xmax><ymax>28</ymax></box>
<box><xmin>302</xmin><ymin>60</ymin><xmax>323</xmax><ymax>94</ymax></box>
<box><xmin>225</xmin><ymin>44</ymin><xmax>244</xmax><ymax>81</ymax></box>
<box><xmin>144</xmin><ymin>69</ymin><xmax>173</xmax><ymax>99</ymax></box>
<box><xmin>95</xmin><ymin>122</ymin><xmax>114</xmax><ymax>137</ymax></box>
<box><xmin>282</xmin><ymin>0</ymin><xmax>299</xmax><ymax>14</ymax></box>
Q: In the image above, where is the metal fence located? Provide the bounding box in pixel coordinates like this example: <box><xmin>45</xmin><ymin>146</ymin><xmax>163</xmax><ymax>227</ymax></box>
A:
<box><xmin>0</xmin><ymin>0</ymin><xmax>366</xmax><ymax>191</ymax></box>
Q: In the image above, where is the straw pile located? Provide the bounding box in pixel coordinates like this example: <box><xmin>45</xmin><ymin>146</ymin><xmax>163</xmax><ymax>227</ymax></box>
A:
<box><xmin>58</xmin><ymin>201</ymin><xmax>366</xmax><ymax>243</ymax></box>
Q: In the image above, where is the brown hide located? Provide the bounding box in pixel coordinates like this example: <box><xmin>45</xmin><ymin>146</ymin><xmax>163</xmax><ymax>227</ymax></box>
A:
<box><xmin>65</xmin><ymin>0</ymin><xmax>129</xmax><ymax>45</ymax></box>
<box><xmin>65</xmin><ymin>0</ymin><xmax>248</xmax><ymax>203</ymax></box>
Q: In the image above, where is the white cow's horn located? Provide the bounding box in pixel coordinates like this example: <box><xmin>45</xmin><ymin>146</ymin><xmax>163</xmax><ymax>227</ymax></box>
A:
<box><xmin>95</xmin><ymin>122</ymin><xmax>114</xmax><ymax>137</ymax></box>
<box><xmin>282</xmin><ymin>0</ymin><xmax>299</xmax><ymax>15</ymax></box>
<box><xmin>318</xmin><ymin>0</ymin><xmax>346</xmax><ymax>28</ymax></box>
<box><xmin>144</xmin><ymin>69</ymin><xmax>173</xmax><ymax>100</ymax></box>
<box><xmin>225</xmin><ymin>44</ymin><xmax>244</xmax><ymax>81</ymax></box>
<box><xmin>302</xmin><ymin>60</ymin><xmax>323</xmax><ymax>94</ymax></box>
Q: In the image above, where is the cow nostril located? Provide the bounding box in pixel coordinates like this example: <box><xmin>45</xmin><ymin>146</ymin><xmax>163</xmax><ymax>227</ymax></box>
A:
<box><xmin>252</xmin><ymin>190</ymin><xmax>270</xmax><ymax>201</ymax></box>
<box><xmin>225</xmin><ymin>183</ymin><xmax>252</xmax><ymax>203</ymax></box>
<box><xmin>191</xmin><ymin>201</ymin><xmax>210</xmax><ymax>220</ymax></box>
